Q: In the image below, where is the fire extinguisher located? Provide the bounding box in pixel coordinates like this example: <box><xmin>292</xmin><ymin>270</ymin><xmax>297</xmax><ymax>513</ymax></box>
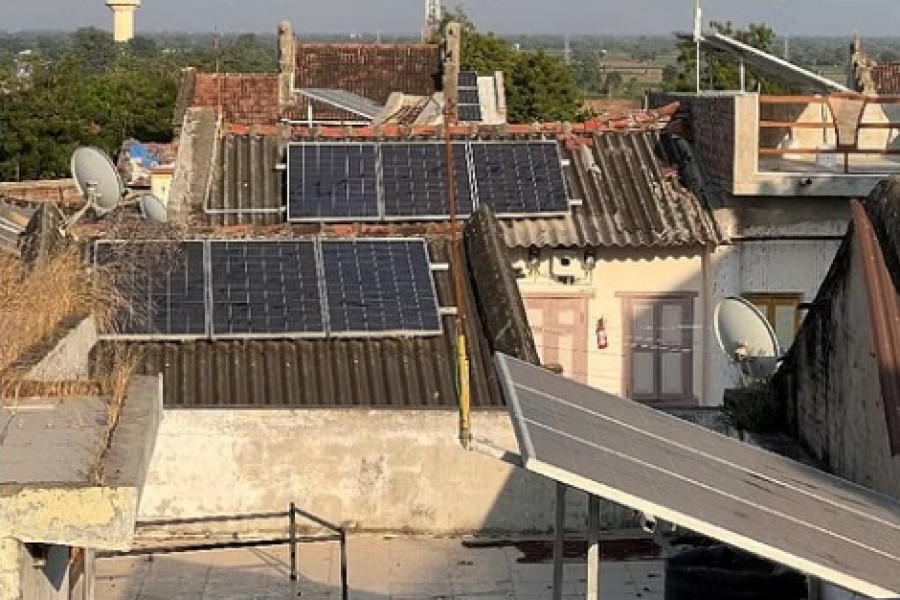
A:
<box><xmin>595</xmin><ymin>317</ymin><xmax>609</xmax><ymax>350</ymax></box>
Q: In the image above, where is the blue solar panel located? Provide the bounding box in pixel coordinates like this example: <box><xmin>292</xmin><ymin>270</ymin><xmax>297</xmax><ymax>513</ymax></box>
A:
<box><xmin>321</xmin><ymin>239</ymin><xmax>442</xmax><ymax>335</ymax></box>
<box><xmin>458</xmin><ymin>88</ymin><xmax>480</xmax><ymax>105</ymax></box>
<box><xmin>287</xmin><ymin>143</ymin><xmax>379</xmax><ymax>221</ymax></box>
<box><xmin>209</xmin><ymin>241</ymin><xmax>324</xmax><ymax>336</ymax></box>
<box><xmin>457</xmin><ymin>104</ymin><xmax>482</xmax><ymax>122</ymax></box>
<box><xmin>96</xmin><ymin>241</ymin><xmax>206</xmax><ymax>337</ymax></box>
<box><xmin>470</xmin><ymin>141</ymin><xmax>569</xmax><ymax>215</ymax></box>
<box><xmin>381</xmin><ymin>142</ymin><xmax>473</xmax><ymax>218</ymax></box>
<box><xmin>458</xmin><ymin>71</ymin><xmax>478</xmax><ymax>88</ymax></box>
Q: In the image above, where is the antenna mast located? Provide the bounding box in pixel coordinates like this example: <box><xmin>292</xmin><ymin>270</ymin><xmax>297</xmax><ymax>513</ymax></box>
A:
<box><xmin>693</xmin><ymin>0</ymin><xmax>702</xmax><ymax>94</ymax></box>
<box><xmin>422</xmin><ymin>0</ymin><xmax>442</xmax><ymax>42</ymax></box>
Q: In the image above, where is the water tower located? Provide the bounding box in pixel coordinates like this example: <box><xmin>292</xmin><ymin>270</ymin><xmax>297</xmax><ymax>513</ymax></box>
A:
<box><xmin>106</xmin><ymin>0</ymin><xmax>141</xmax><ymax>43</ymax></box>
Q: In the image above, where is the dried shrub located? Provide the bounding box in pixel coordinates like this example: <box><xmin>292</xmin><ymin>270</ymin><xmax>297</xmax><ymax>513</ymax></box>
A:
<box><xmin>0</xmin><ymin>247</ymin><xmax>124</xmax><ymax>373</ymax></box>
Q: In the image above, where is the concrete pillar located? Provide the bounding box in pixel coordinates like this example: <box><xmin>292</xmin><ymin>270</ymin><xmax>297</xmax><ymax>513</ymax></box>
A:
<box><xmin>0</xmin><ymin>538</ymin><xmax>22</xmax><ymax>600</ymax></box>
<box><xmin>278</xmin><ymin>20</ymin><xmax>295</xmax><ymax>106</ymax></box>
<box><xmin>493</xmin><ymin>71</ymin><xmax>507</xmax><ymax>123</ymax></box>
<box><xmin>106</xmin><ymin>0</ymin><xmax>141</xmax><ymax>43</ymax></box>
<box><xmin>442</xmin><ymin>22</ymin><xmax>461</xmax><ymax>123</ymax></box>
<box><xmin>586</xmin><ymin>494</ymin><xmax>601</xmax><ymax>600</ymax></box>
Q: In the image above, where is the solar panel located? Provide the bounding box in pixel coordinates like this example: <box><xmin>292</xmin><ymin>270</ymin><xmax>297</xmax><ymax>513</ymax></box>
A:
<box><xmin>457</xmin><ymin>104</ymin><xmax>483</xmax><ymax>123</ymax></box>
<box><xmin>470</xmin><ymin>141</ymin><xmax>569</xmax><ymax>215</ymax></box>
<box><xmin>321</xmin><ymin>239</ymin><xmax>442</xmax><ymax>335</ymax></box>
<box><xmin>96</xmin><ymin>241</ymin><xmax>206</xmax><ymax>338</ymax></box>
<box><xmin>209</xmin><ymin>240</ymin><xmax>324</xmax><ymax>337</ymax></box>
<box><xmin>380</xmin><ymin>142</ymin><xmax>474</xmax><ymax>219</ymax></box>
<box><xmin>494</xmin><ymin>353</ymin><xmax>900</xmax><ymax>600</ymax></box>
<box><xmin>287</xmin><ymin>143</ymin><xmax>380</xmax><ymax>221</ymax></box>
<box><xmin>458</xmin><ymin>71</ymin><xmax>479</xmax><ymax>88</ymax></box>
<box><xmin>458</xmin><ymin>88</ymin><xmax>480</xmax><ymax>105</ymax></box>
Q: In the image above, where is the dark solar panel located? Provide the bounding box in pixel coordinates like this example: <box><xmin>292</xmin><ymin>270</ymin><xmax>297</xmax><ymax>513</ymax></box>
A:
<box><xmin>321</xmin><ymin>239</ymin><xmax>441</xmax><ymax>335</ymax></box>
<box><xmin>96</xmin><ymin>241</ymin><xmax>207</xmax><ymax>337</ymax></box>
<box><xmin>209</xmin><ymin>240</ymin><xmax>324</xmax><ymax>336</ymax></box>
<box><xmin>470</xmin><ymin>141</ymin><xmax>569</xmax><ymax>215</ymax></box>
<box><xmin>457</xmin><ymin>104</ymin><xmax>483</xmax><ymax>122</ymax></box>
<box><xmin>458</xmin><ymin>71</ymin><xmax>478</xmax><ymax>88</ymax></box>
<box><xmin>458</xmin><ymin>88</ymin><xmax>480</xmax><ymax>106</ymax></box>
<box><xmin>381</xmin><ymin>142</ymin><xmax>474</xmax><ymax>218</ymax></box>
<box><xmin>287</xmin><ymin>143</ymin><xmax>379</xmax><ymax>221</ymax></box>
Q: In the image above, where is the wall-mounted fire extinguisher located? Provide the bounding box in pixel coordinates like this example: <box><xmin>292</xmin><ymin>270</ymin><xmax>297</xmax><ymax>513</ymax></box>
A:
<box><xmin>595</xmin><ymin>317</ymin><xmax>609</xmax><ymax>350</ymax></box>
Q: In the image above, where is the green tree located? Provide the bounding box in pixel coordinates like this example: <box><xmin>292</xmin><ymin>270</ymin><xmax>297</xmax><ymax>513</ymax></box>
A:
<box><xmin>71</xmin><ymin>27</ymin><xmax>117</xmax><ymax>74</ymax></box>
<box><xmin>441</xmin><ymin>7</ymin><xmax>582</xmax><ymax>122</ymax></box>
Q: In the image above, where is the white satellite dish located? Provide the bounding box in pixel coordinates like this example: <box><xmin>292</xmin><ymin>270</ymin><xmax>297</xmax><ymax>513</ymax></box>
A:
<box><xmin>138</xmin><ymin>193</ymin><xmax>168</xmax><ymax>223</ymax></box>
<box><xmin>714</xmin><ymin>296</ymin><xmax>780</xmax><ymax>383</ymax></box>
<box><xmin>63</xmin><ymin>146</ymin><xmax>124</xmax><ymax>233</ymax></box>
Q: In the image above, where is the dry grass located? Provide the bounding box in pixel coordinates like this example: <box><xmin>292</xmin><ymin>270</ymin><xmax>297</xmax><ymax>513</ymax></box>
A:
<box><xmin>0</xmin><ymin>248</ymin><xmax>124</xmax><ymax>374</ymax></box>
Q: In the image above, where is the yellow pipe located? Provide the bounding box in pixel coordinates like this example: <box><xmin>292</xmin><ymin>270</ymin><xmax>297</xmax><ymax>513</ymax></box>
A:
<box><xmin>457</xmin><ymin>330</ymin><xmax>472</xmax><ymax>448</ymax></box>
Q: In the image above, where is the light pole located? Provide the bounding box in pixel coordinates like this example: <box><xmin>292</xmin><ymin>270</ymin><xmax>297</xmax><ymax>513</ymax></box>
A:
<box><xmin>694</xmin><ymin>0</ymin><xmax>702</xmax><ymax>94</ymax></box>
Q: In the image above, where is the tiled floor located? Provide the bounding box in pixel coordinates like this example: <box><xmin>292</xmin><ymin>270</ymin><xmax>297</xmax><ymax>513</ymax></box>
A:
<box><xmin>95</xmin><ymin>536</ymin><xmax>665</xmax><ymax>600</ymax></box>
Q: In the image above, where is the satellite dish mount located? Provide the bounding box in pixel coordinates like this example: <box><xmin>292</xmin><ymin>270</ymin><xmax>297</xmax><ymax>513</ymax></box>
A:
<box><xmin>714</xmin><ymin>296</ymin><xmax>781</xmax><ymax>387</ymax></box>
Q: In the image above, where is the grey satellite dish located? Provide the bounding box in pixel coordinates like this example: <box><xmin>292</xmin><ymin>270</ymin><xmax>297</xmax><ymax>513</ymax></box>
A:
<box><xmin>70</xmin><ymin>146</ymin><xmax>123</xmax><ymax>214</ymax></box>
<box><xmin>714</xmin><ymin>296</ymin><xmax>780</xmax><ymax>382</ymax></box>
<box><xmin>139</xmin><ymin>193</ymin><xmax>168</xmax><ymax>223</ymax></box>
<box><xmin>62</xmin><ymin>146</ymin><xmax>125</xmax><ymax>235</ymax></box>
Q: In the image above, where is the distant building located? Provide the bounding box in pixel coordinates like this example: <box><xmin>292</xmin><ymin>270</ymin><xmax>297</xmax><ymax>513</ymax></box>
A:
<box><xmin>106</xmin><ymin>0</ymin><xmax>140</xmax><ymax>43</ymax></box>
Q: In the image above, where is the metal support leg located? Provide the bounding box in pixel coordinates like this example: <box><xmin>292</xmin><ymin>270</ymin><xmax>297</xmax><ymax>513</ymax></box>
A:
<box><xmin>587</xmin><ymin>495</ymin><xmax>601</xmax><ymax>600</ymax></box>
<box><xmin>289</xmin><ymin>503</ymin><xmax>297</xmax><ymax>581</ymax></box>
<box><xmin>553</xmin><ymin>482</ymin><xmax>566</xmax><ymax>600</ymax></box>
<box><xmin>83</xmin><ymin>548</ymin><xmax>95</xmax><ymax>600</ymax></box>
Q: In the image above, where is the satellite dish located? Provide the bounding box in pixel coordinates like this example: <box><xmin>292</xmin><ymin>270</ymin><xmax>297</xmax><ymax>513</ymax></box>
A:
<box><xmin>714</xmin><ymin>296</ymin><xmax>780</xmax><ymax>382</ymax></box>
<box><xmin>70</xmin><ymin>146</ymin><xmax>123</xmax><ymax>214</ymax></box>
<box><xmin>139</xmin><ymin>193</ymin><xmax>168</xmax><ymax>223</ymax></box>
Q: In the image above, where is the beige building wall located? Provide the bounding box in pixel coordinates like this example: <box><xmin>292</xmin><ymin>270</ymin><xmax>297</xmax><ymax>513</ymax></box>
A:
<box><xmin>150</xmin><ymin>169</ymin><xmax>174</xmax><ymax>205</ymax></box>
<box><xmin>511</xmin><ymin>247</ymin><xmax>708</xmax><ymax>405</ymax></box>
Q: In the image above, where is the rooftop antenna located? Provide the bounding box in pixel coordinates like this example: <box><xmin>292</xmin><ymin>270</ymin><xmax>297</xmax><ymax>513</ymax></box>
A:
<box><xmin>693</xmin><ymin>0</ymin><xmax>702</xmax><ymax>94</ymax></box>
<box><xmin>63</xmin><ymin>146</ymin><xmax>124</xmax><ymax>233</ymax></box>
<box><xmin>714</xmin><ymin>296</ymin><xmax>782</xmax><ymax>387</ymax></box>
<box><xmin>422</xmin><ymin>0</ymin><xmax>442</xmax><ymax>42</ymax></box>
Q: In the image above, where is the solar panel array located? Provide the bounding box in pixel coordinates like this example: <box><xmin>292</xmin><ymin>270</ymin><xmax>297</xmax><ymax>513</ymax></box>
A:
<box><xmin>457</xmin><ymin>71</ymin><xmax>482</xmax><ymax>123</ymax></box>
<box><xmin>287</xmin><ymin>140</ymin><xmax>569</xmax><ymax>221</ymax></box>
<box><xmin>96</xmin><ymin>238</ymin><xmax>441</xmax><ymax>340</ymax></box>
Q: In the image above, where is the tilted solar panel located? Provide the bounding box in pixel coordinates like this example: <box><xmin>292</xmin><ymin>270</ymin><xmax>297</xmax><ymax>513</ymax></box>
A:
<box><xmin>320</xmin><ymin>239</ymin><xmax>442</xmax><ymax>335</ymax></box>
<box><xmin>458</xmin><ymin>71</ymin><xmax>479</xmax><ymax>88</ymax></box>
<box><xmin>95</xmin><ymin>241</ymin><xmax>207</xmax><ymax>337</ymax></box>
<box><xmin>470</xmin><ymin>141</ymin><xmax>569</xmax><ymax>215</ymax></box>
<box><xmin>209</xmin><ymin>240</ymin><xmax>325</xmax><ymax>337</ymax></box>
<box><xmin>287</xmin><ymin>143</ymin><xmax>380</xmax><ymax>221</ymax></box>
<box><xmin>457</xmin><ymin>104</ymin><xmax>483</xmax><ymax>123</ymax></box>
<box><xmin>380</xmin><ymin>142</ymin><xmax>474</xmax><ymax>218</ymax></box>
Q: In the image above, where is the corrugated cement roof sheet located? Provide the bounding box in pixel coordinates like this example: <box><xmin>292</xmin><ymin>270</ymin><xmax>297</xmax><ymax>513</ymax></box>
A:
<box><xmin>499</xmin><ymin>131</ymin><xmax>723</xmax><ymax>249</ymax></box>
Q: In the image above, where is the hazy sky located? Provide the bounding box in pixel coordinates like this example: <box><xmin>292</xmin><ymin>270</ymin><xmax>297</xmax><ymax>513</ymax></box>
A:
<box><xmin>2</xmin><ymin>0</ymin><xmax>900</xmax><ymax>36</ymax></box>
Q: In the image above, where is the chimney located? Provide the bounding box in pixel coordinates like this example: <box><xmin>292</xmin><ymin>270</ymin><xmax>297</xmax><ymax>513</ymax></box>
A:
<box><xmin>442</xmin><ymin>22</ymin><xmax>461</xmax><ymax>123</ymax></box>
<box><xmin>106</xmin><ymin>0</ymin><xmax>141</xmax><ymax>43</ymax></box>
<box><xmin>278</xmin><ymin>20</ymin><xmax>296</xmax><ymax>107</ymax></box>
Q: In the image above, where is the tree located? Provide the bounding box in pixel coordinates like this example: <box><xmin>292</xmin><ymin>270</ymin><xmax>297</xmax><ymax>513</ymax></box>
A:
<box><xmin>71</xmin><ymin>27</ymin><xmax>117</xmax><ymax>75</ymax></box>
<box><xmin>440</xmin><ymin>7</ymin><xmax>582</xmax><ymax>122</ymax></box>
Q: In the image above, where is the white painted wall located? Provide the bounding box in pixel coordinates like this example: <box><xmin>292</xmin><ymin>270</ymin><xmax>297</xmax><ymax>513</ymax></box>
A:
<box><xmin>138</xmin><ymin>410</ymin><xmax>637</xmax><ymax>535</ymax></box>
<box><xmin>707</xmin><ymin>238</ymin><xmax>843</xmax><ymax>404</ymax></box>
<box><xmin>511</xmin><ymin>247</ymin><xmax>708</xmax><ymax>404</ymax></box>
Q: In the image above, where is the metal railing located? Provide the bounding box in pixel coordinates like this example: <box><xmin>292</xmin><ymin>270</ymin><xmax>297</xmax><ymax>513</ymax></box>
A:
<box><xmin>757</xmin><ymin>94</ymin><xmax>900</xmax><ymax>173</ymax></box>
<box><xmin>99</xmin><ymin>503</ymin><xmax>349</xmax><ymax>599</ymax></box>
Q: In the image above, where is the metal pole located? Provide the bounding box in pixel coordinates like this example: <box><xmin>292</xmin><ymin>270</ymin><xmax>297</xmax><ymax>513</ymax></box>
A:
<box><xmin>739</xmin><ymin>57</ymin><xmax>746</xmax><ymax>92</ymax></box>
<box><xmin>289</xmin><ymin>503</ymin><xmax>297</xmax><ymax>581</ymax></box>
<box><xmin>553</xmin><ymin>482</ymin><xmax>566</xmax><ymax>600</ymax></box>
<box><xmin>339</xmin><ymin>530</ymin><xmax>349</xmax><ymax>600</ymax></box>
<box><xmin>587</xmin><ymin>495</ymin><xmax>601</xmax><ymax>600</ymax></box>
